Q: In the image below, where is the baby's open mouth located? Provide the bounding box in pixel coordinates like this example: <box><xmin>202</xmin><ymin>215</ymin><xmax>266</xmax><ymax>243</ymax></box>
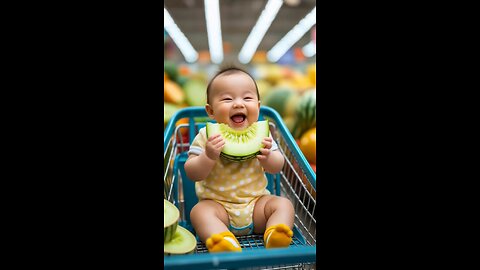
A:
<box><xmin>231</xmin><ymin>113</ymin><xmax>246</xmax><ymax>123</ymax></box>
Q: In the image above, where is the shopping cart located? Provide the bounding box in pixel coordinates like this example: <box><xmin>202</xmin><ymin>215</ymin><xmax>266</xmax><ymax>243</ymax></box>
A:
<box><xmin>164</xmin><ymin>106</ymin><xmax>317</xmax><ymax>270</ymax></box>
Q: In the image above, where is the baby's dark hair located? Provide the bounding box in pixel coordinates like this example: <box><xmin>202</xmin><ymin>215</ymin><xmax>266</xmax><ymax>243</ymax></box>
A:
<box><xmin>206</xmin><ymin>65</ymin><xmax>260</xmax><ymax>104</ymax></box>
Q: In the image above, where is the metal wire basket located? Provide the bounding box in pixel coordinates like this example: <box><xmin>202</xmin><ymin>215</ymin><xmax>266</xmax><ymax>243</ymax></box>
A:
<box><xmin>164</xmin><ymin>106</ymin><xmax>316</xmax><ymax>270</ymax></box>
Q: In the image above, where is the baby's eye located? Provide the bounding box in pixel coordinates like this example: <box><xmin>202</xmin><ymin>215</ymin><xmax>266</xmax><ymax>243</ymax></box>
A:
<box><xmin>221</xmin><ymin>98</ymin><xmax>232</xmax><ymax>101</ymax></box>
<box><xmin>244</xmin><ymin>97</ymin><xmax>253</xmax><ymax>100</ymax></box>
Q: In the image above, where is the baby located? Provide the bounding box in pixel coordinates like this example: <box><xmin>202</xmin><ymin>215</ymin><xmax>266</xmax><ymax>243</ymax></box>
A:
<box><xmin>184</xmin><ymin>66</ymin><xmax>295</xmax><ymax>253</ymax></box>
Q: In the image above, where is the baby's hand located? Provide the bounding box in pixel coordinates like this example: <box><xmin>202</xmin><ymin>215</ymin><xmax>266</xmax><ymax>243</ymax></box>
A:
<box><xmin>257</xmin><ymin>137</ymin><xmax>273</xmax><ymax>161</ymax></box>
<box><xmin>205</xmin><ymin>134</ymin><xmax>225</xmax><ymax>161</ymax></box>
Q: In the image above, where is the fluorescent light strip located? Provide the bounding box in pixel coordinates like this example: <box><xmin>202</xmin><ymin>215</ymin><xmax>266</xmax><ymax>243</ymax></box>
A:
<box><xmin>164</xmin><ymin>8</ymin><xmax>198</xmax><ymax>63</ymax></box>
<box><xmin>267</xmin><ymin>7</ymin><xmax>316</xmax><ymax>62</ymax></box>
<box><xmin>302</xmin><ymin>41</ymin><xmax>316</xmax><ymax>57</ymax></box>
<box><xmin>204</xmin><ymin>0</ymin><xmax>223</xmax><ymax>64</ymax></box>
<box><xmin>238</xmin><ymin>0</ymin><xmax>283</xmax><ymax>64</ymax></box>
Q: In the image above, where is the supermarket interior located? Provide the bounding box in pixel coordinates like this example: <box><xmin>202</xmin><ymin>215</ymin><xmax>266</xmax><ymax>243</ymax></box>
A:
<box><xmin>164</xmin><ymin>0</ymin><xmax>316</xmax><ymax>170</ymax></box>
<box><xmin>164</xmin><ymin>1</ymin><xmax>316</xmax><ymax>268</ymax></box>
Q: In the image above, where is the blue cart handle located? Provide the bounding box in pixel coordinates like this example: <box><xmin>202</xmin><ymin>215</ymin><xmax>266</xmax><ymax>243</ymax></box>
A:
<box><xmin>164</xmin><ymin>246</ymin><xmax>316</xmax><ymax>270</ymax></box>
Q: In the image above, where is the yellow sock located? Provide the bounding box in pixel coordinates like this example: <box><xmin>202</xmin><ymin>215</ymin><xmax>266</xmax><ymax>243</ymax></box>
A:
<box><xmin>206</xmin><ymin>231</ymin><xmax>242</xmax><ymax>252</ymax></box>
<box><xmin>264</xmin><ymin>224</ymin><xmax>293</xmax><ymax>248</ymax></box>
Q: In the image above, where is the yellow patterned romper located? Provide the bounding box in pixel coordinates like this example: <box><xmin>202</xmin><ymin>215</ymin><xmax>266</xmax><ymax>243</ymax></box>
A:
<box><xmin>188</xmin><ymin>127</ymin><xmax>279</xmax><ymax>236</ymax></box>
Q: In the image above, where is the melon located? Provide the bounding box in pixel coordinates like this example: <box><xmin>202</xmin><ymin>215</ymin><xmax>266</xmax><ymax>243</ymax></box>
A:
<box><xmin>183</xmin><ymin>79</ymin><xmax>207</xmax><ymax>106</ymax></box>
<box><xmin>256</xmin><ymin>79</ymin><xmax>272</xmax><ymax>99</ymax></box>
<box><xmin>164</xmin><ymin>61</ymin><xmax>178</xmax><ymax>83</ymax></box>
<box><xmin>164</xmin><ymin>80</ymin><xmax>185</xmax><ymax>105</ymax></box>
<box><xmin>176</xmin><ymin>76</ymin><xmax>189</xmax><ymax>88</ymax></box>
<box><xmin>292</xmin><ymin>90</ymin><xmax>316</xmax><ymax>138</ymax></box>
<box><xmin>264</xmin><ymin>64</ymin><xmax>283</xmax><ymax>85</ymax></box>
<box><xmin>206</xmin><ymin>120</ymin><xmax>269</xmax><ymax>162</ymax></box>
<box><xmin>262</xmin><ymin>87</ymin><xmax>299</xmax><ymax>119</ymax></box>
<box><xmin>164</xmin><ymin>226</ymin><xmax>197</xmax><ymax>255</ymax></box>
<box><xmin>164</xmin><ymin>199</ymin><xmax>179</xmax><ymax>243</ymax></box>
<box><xmin>282</xmin><ymin>116</ymin><xmax>296</xmax><ymax>133</ymax></box>
<box><xmin>164</xmin><ymin>103</ymin><xmax>180</xmax><ymax>128</ymax></box>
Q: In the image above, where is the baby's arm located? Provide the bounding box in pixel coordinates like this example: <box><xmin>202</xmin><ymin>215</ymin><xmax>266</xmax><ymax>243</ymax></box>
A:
<box><xmin>257</xmin><ymin>137</ymin><xmax>285</xmax><ymax>174</ymax></box>
<box><xmin>184</xmin><ymin>134</ymin><xmax>224</xmax><ymax>181</ymax></box>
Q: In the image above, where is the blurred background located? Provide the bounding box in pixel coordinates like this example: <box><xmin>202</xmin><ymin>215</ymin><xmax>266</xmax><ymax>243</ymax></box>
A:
<box><xmin>164</xmin><ymin>0</ymin><xmax>316</xmax><ymax>170</ymax></box>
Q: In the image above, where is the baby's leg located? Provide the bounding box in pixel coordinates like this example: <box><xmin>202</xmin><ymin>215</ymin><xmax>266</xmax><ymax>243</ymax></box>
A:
<box><xmin>190</xmin><ymin>199</ymin><xmax>241</xmax><ymax>252</ymax></box>
<box><xmin>253</xmin><ymin>195</ymin><xmax>295</xmax><ymax>248</ymax></box>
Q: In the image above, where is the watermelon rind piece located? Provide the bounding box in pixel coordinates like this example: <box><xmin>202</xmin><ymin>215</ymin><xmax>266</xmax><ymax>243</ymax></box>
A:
<box><xmin>164</xmin><ymin>199</ymin><xmax>179</xmax><ymax>243</ymax></box>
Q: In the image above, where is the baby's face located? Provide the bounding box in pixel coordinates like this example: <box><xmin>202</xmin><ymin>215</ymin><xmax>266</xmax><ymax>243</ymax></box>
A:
<box><xmin>206</xmin><ymin>72</ymin><xmax>260</xmax><ymax>130</ymax></box>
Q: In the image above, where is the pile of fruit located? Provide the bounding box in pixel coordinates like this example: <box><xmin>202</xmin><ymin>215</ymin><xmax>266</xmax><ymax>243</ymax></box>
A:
<box><xmin>164</xmin><ymin>199</ymin><xmax>197</xmax><ymax>255</ymax></box>
<box><xmin>252</xmin><ymin>64</ymin><xmax>316</xmax><ymax>173</ymax></box>
<box><xmin>164</xmin><ymin>61</ymin><xmax>316</xmax><ymax>173</ymax></box>
<box><xmin>164</xmin><ymin>60</ymin><xmax>209</xmax><ymax>128</ymax></box>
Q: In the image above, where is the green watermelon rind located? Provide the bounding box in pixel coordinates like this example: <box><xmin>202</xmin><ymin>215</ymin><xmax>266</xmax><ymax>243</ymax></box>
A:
<box><xmin>164</xmin><ymin>199</ymin><xmax>179</xmax><ymax>243</ymax></box>
<box><xmin>292</xmin><ymin>90</ymin><xmax>316</xmax><ymax>138</ymax></box>
<box><xmin>220</xmin><ymin>152</ymin><xmax>260</xmax><ymax>162</ymax></box>
<box><xmin>263</xmin><ymin>88</ymin><xmax>298</xmax><ymax>118</ymax></box>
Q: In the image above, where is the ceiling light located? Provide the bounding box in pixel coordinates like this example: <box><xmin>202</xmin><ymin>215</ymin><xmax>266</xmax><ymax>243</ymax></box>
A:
<box><xmin>302</xmin><ymin>41</ymin><xmax>316</xmax><ymax>57</ymax></box>
<box><xmin>267</xmin><ymin>7</ymin><xmax>316</xmax><ymax>63</ymax></box>
<box><xmin>164</xmin><ymin>8</ymin><xmax>198</xmax><ymax>63</ymax></box>
<box><xmin>238</xmin><ymin>0</ymin><xmax>283</xmax><ymax>64</ymax></box>
<box><xmin>204</xmin><ymin>0</ymin><xmax>223</xmax><ymax>64</ymax></box>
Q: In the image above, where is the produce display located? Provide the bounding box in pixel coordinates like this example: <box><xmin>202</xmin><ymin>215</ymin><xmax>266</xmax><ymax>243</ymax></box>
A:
<box><xmin>291</xmin><ymin>89</ymin><xmax>316</xmax><ymax>139</ymax></box>
<box><xmin>164</xmin><ymin>61</ymin><xmax>317</xmax><ymax>172</ymax></box>
<box><xmin>164</xmin><ymin>2</ymin><xmax>316</xmax><ymax>266</ymax></box>
<box><xmin>164</xmin><ymin>199</ymin><xmax>196</xmax><ymax>255</ymax></box>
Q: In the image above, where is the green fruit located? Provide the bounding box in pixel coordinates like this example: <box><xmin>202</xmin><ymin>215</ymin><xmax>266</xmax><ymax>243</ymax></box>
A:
<box><xmin>206</xmin><ymin>121</ymin><xmax>269</xmax><ymax>162</ymax></box>
<box><xmin>164</xmin><ymin>103</ymin><xmax>180</xmax><ymax>127</ymax></box>
<box><xmin>164</xmin><ymin>199</ymin><xmax>179</xmax><ymax>243</ymax></box>
<box><xmin>164</xmin><ymin>61</ymin><xmax>178</xmax><ymax>83</ymax></box>
<box><xmin>183</xmin><ymin>79</ymin><xmax>207</xmax><ymax>106</ymax></box>
<box><xmin>282</xmin><ymin>116</ymin><xmax>296</xmax><ymax>133</ymax></box>
<box><xmin>164</xmin><ymin>226</ymin><xmax>197</xmax><ymax>255</ymax></box>
<box><xmin>292</xmin><ymin>90</ymin><xmax>316</xmax><ymax>138</ymax></box>
<box><xmin>262</xmin><ymin>87</ymin><xmax>299</xmax><ymax>118</ymax></box>
<box><xmin>193</xmin><ymin>116</ymin><xmax>211</xmax><ymax>123</ymax></box>
<box><xmin>256</xmin><ymin>79</ymin><xmax>272</xmax><ymax>100</ymax></box>
<box><xmin>176</xmin><ymin>76</ymin><xmax>189</xmax><ymax>88</ymax></box>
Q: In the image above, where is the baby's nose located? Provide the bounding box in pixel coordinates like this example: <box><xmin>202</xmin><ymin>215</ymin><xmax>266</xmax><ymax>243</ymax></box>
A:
<box><xmin>233</xmin><ymin>101</ymin><xmax>245</xmax><ymax>108</ymax></box>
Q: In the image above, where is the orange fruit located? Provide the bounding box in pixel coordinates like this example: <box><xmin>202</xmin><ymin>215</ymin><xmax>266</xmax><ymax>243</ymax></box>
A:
<box><xmin>164</xmin><ymin>80</ymin><xmax>185</xmax><ymax>104</ymax></box>
<box><xmin>175</xmin><ymin>117</ymin><xmax>189</xmax><ymax>137</ymax></box>
<box><xmin>299</xmin><ymin>128</ymin><xmax>316</xmax><ymax>164</ymax></box>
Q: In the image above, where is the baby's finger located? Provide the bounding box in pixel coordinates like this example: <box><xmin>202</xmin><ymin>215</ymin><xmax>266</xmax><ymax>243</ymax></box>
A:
<box><xmin>210</xmin><ymin>136</ymin><xmax>224</xmax><ymax>145</ymax></box>
<box><xmin>212</xmin><ymin>137</ymin><xmax>225</xmax><ymax>145</ymax></box>
<box><xmin>262</xmin><ymin>139</ymin><xmax>272</xmax><ymax>149</ymax></box>
<box><xmin>215</xmin><ymin>141</ymin><xmax>225</xmax><ymax>149</ymax></box>
<box><xmin>208</xmin><ymin>134</ymin><xmax>221</xmax><ymax>141</ymax></box>
<box><xmin>257</xmin><ymin>154</ymin><xmax>267</xmax><ymax>160</ymax></box>
<box><xmin>259</xmin><ymin>148</ymin><xmax>271</xmax><ymax>155</ymax></box>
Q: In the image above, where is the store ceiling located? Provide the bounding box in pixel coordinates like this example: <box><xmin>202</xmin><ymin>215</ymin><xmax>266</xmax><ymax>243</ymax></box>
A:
<box><xmin>164</xmin><ymin>0</ymin><xmax>316</xmax><ymax>62</ymax></box>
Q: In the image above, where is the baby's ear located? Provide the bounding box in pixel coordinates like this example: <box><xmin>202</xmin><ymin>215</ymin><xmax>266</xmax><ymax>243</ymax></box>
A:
<box><xmin>205</xmin><ymin>104</ymin><xmax>215</xmax><ymax>119</ymax></box>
